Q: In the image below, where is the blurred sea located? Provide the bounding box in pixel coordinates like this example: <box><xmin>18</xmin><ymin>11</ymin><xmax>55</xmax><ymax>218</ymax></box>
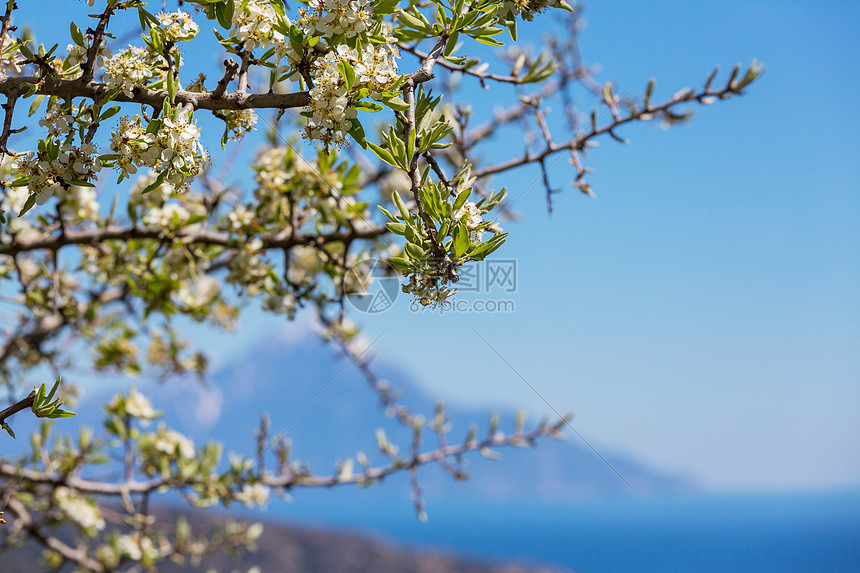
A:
<box><xmin>283</xmin><ymin>491</ymin><xmax>860</xmax><ymax>572</ymax></box>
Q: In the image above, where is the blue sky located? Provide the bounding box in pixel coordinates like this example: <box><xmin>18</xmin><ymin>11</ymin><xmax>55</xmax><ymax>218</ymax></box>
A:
<box><xmin>355</xmin><ymin>0</ymin><xmax>860</xmax><ymax>491</ymax></box>
<box><xmin>15</xmin><ymin>1</ymin><xmax>859</xmax><ymax>492</ymax></box>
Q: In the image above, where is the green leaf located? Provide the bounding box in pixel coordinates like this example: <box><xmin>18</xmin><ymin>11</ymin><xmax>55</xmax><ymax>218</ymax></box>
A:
<box><xmin>99</xmin><ymin>105</ymin><xmax>121</xmax><ymax>121</ymax></box>
<box><xmin>45</xmin><ymin>377</ymin><xmax>60</xmax><ymax>403</ymax></box>
<box><xmin>384</xmin><ymin>96</ymin><xmax>410</xmax><ymax>111</ymax></box>
<box><xmin>392</xmin><ymin>190</ymin><xmax>412</xmax><ymax>222</ymax></box>
<box><xmin>388</xmin><ymin>256</ymin><xmax>416</xmax><ymax>272</ymax></box>
<box><xmin>337</xmin><ymin>59</ymin><xmax>355</xmax><ymax>89</ymax></box>
<box><xmin>215</xmin><ymin>0</ymin><xmax>235</xmax><ymax>30</ymax></box>
<box><xmin>373</xmin><ymin>0</ymin><xmax>400</xmax><ymax>14</ymax></box>
<box><xmin>347</xmin><ymin>118</ymin><xmax>367</xmax><ymax>148</ymax></box>
<box><xmin>9</xmin><ymin>176</ymin><xmax>29</xmax><ymax>187</ymax></box>
<box><xmin>386</xmin><ymin>126</ymin><xmax>407</xmax><ymax>169</ymax></box>
<box><xmin>378</xmin><ymin>205</ymin><xmax>398</xmax><ymax>222</ymax></box>
<box><xmin>27</xmin><ymin>95</ymin><xmax>45</xmax><ymax>117</ymax></box>
<box><xmin>142</xmin><ymin>170</ymin><xmax>169</xmax><ymax>194</ymax></box>
<box><xmin>33</xmin><ymin>384</ymin><xmax>45</xmax><ymax>407</ymax></box>
<box><xmin>453</xmin><ymin>187</ymin><xmax>471</xmax><ymax>211</ymax></box>
<box><xmin>352</xmin><ymin>100</ymin><xmax>384</xmax><ymax>112</ymax></box>
<box><xmin>68</xmin><ymin>179</ymin><xmax>96</xmax><ymax>187</ymax></box>
<box><xmin>454</xmin><ymin>222</ymin><xmax>469</xmax><ymax>258</ymax></box>
<box><xmin>166</xmin><ymin>71</ymin><xmax>177</xmax><ymax>103</ymax></box>
<box><xmin>406</xmin><ymin>128</ymin><xmax>415</xmax><ymax>163</ymax></box>
<box><xmin>472</xmin><ymin>35</ymin><xmax>504</xmax><ymax>47</ymax></box>
<box><xmin>404</xmin><ymin>242</ymin><xmax>426</xmax><ymax>260</ymax></box>
<box><xmin>398</xmin><ymin>10</ymin><xmax>431</xmax><ymax>32</ymax></box>
<box><xmin>445</xmin><ymin>32</ymin><xmax>460</xmax><ymax>57</ymax></box>
<box><xmin>18</xmin><ymin>194</ymin><xmax>36</xmax><ymax>217</ymax></box>
<box><xmin>385</xmin><ymin>222</ymin><xmax>407</xmax><ymax>235</ymax></box>
<box><xmin>367</xmin><ymin>141</ymin><xmax>398</xmax><ymax>167</ymax></box>
<box><xmin>70</xmin><ymin>22</ymin><xmax>85</xmax><ymax>47</ymax></box>
<box><xmin>48</xmin><ymin>409</ymin><xmax>76</xmax><ymax>419</ymax></box>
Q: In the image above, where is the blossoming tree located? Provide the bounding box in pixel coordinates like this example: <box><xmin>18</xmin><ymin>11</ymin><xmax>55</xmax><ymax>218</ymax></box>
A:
<box><xmin>0</xmin><ymin>0</ymin><xmax>760</xmax><ymax>569</ymax></box>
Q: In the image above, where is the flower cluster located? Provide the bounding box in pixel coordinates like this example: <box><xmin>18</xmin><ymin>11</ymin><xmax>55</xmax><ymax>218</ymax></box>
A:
<box><xmin>102</xmin><ymin>46</ymin><xmax>160</xmax><ymax>97</ymax></box>
<box><xmin>305</xmin><ymin>51</ymin><xmax>354</xmax><ymax>147</ymax></box>
<box><xmin>221</xmin><ymin>108</ymin><xmax>259</xmax><ymax>141</ymax></box>
<box><xmin>156</xmin><ymin>10</ymin><xmax>200</xmax><ymax>42</ymax></box>
<box><xmin>261</xmin><ymin>285</ymin><xmax>297</xmax><ymax>318</ymax></box>
<box><xmin>11</xmin><ymin>142</ymin><xmax>101</xmax><ymax>205</ymax></box>
<box><xmin>143</xmin><ymin>202</ymin><xmax>191</xmax><ymax>233</ymax></box>
<box><xmin>0</xmin><ymin>33</ymin><xmax>23</xmax><ymax>76</ymax></box>
<box><xmin>252</xmin><ymin>146</ymin><xmax>320</xmax><ymax>216</ymax></box>
<box><xmin>64</xmin><ymin>41</ymin><xmax>111</xmax><ymax>78</ymax></box>
<box><xmin>500</xmin><ymin>0</ymin><xmax>563</xmax><ymax>21</ymax></box>
<box><xmin>117</xmin><ymin>533</ymin><xmax>161</xmax><ymax>563</ymax></box>
<box><xmin>401</xmin><ymin>273</ymin><xmax>457</xmax><ymax>307</ymax></box>
<box><xmin>38</xmin><ymin>101</ymin><xmax>88</xmax><ymax>138</ymax></box>
<box><xmin>298</xmin><ymin>0</ymin><xmax>373</xmax><ymax>38</ymax></box>
<box><xmin>109</xmin><ymin>112</ymin><xmax>207</xmax><ymax>188</ymax></box>
<box><xmin>53</xmin><ymin>487</ymin><xmax>106</xmax><ymax>533</ymax></box>
<box><xmin>139</xmin><ymin>424</ymin><xmax>196</xmax><ymax>462</ymax></box>
<box><xmin>352</xmin><ymin>43</ymin><xmax>401</xmax><ymax>91</ymax></box>
<box><xmin>452</xmin><ymin>200</ymin><xmax>484</xmax><ymax>240</ymax></box>
<box><xmin>231</xmin><ymin>0</ymin><xmax>286</xmax><ymax>51</ymax></box>
<box><xmin>226</xmin><ymin>239</ymin><xmax>271</xmax><ymax>294</ymax></box>
<box><xmin>226</xmin><ymin>204</ymin><xmax>254</xmax><ymax>232</ymax></box>
<box><xmin>304</xmin><ymin>43</ymin><xmax>399</xmax><ymax>146</ymax></box>
<box><xmin>106</xmin><ymin>388</ymin><xmax>161</xmax><ymax>422</ymax></box>
<box><xmin>235</xmin><ymin>483</ymin><xmax>270</xmax><ymax>508</ymax></box>
<box><xmin>57</xmin><ymin>184</ymin><xmax>100</xmax><ymax>221</ymax></box>
<box><xmin>176</xmin><ymin>275</ymin><xmax>221</xmax><ymax>310</ymax></box>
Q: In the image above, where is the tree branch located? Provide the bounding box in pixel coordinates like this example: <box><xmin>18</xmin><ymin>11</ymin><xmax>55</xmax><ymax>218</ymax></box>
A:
<box><xmin>0</xmin><ymin>75</ymin><xmax>309</xmax><ymax>112</ymax></box>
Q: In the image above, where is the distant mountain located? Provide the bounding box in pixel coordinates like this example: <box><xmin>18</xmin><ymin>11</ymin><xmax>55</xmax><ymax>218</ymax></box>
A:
<box><xmin>139</xmin><ymin>332</ymin><xmax>697</xmax><ymax>507</ymax></box>
<box><xmin>2</xmin><ymin>329</ymin><xmax>694</xmax><ymax>516</ymax></box>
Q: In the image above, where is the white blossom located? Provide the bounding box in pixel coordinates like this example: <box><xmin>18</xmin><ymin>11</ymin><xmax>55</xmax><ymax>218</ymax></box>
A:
<box><xmin>0</xmin><ymin>34</ymin><xmax>23</xmax><ymax>76</ymax></box>
<box><xmin>227</xmin><ymin>204</ymin><xmax>254</xmax><ymax>231</ymax></box>
<box><xmin>103</xmin><ymin>47</ymin><xmax>158</xmax><ymax>97</ymax></box>
<box><xmin>303</xmin><ymin>43</ymin><xmax>399</xmax><ymax>146</ymax></box>
<box><xmin>156</xmin><ymin>11</ymin><xmax>199</xmax><ymax>42</ymax></box>
<box><xmin>231</xmin><ymin>0</ymin><xmax>287</xmax><ymax>51</ymax></box>
<box><xmin>304</xmin><ymin>51</ymin><xmax>355</xmax><ymax>147</ymax></box>
<box><xmin>11</xmin><ymin>141</ymin><xmax>101</xmax><ymax>201</ymax></box>
<box><xmin>54</xmin><ymin>487</ymin><xmax>105</xmax><ymax>532</ymax></box>
<box><xmin>108</xmin><ymin>388</ymin><xmax>161</xmax><ymax>421</ymax></box>
<box><xmin>130</xmin><ymin>171</ymin><xmax>175</xmax><ymax>204</ymax></box>
<box><xmin>57</xmin><ymin>184</ymin><xmax>100</xmax><ymax>221</ymax></box>
<box><xmin>176</xmin><ymin>275</ymin><xmax>220</xmax><ymax>309</ymax></box>
<box><xmin>222</xmin><ymin>108</ymin><xmax>258</xmax><ymax>141</ymax></box>
<box><xmin>111</xmin><ymin>113</ymin><xmax>207</xmax><ymax>189</ymax></box>
<box><xmin>236</xmin><ymin>483</ymin><xmax>270</xmax><ymax>507</ymax></box>
<box><xmin>117</xmin><ymin>533</ymin><xmax>159</xmax><ymax>562</ymax></box>
<box><xmin>299</xmin><ymin>0</ymin><xmax>373</xmax><ymax>38</ymax></box>
<box><xmin>227</xmin><ymin>238</ymin><xmax>270</xmax><ymax>293</ymax></box>
<box><xmin>452</xmin><ymin>201</ymin><xmax>484</xmax><ymax>239</ymax></box>
<box><xmin>152</xmin><ymin>426</ymin><xmax>195</xmax><ymax>459</ymax></box>
<box><xmin>144</xmin><ymin>202</ymin><xmax>191</xmax><ymax>232</ymax></box>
